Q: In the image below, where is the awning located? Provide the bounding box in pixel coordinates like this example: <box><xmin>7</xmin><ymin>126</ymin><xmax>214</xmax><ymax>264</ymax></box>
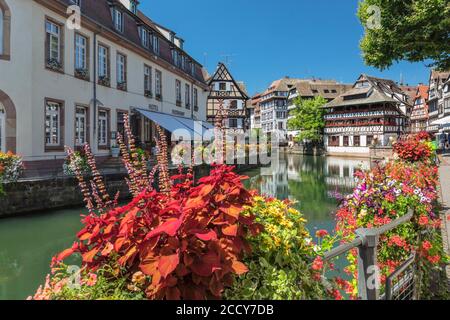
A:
<box><xmin>431</xmin><ymin>116</ymin><xmax>450</xmax><ymax>127</ymax></box>
<box><xmin>135</xmin><ymin>108</ymin><xmax>214</xmax><ymax>140</ymax></box>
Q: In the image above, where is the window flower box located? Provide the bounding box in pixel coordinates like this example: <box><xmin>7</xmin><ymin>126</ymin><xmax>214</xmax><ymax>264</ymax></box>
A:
<box><xmin>75</xmin><ymin>68</ymin><xmax>90</xmax><ymax>81</ymax></box>
<box><xmin>98</xmin><ymin>76</ymin><xmax>111</xmax><ymax>87</ymax></box>
<box><xmin>176</xmin><ymin>100</ymin><xmax>182</xmax><ymax>107</ymax></box>
<box><xmin>46</xmin><ymin>58</ymin><xmax>63</xmax><ymax>72</ymax></box>
<box><xmin>117</xmin><ymin>81</ymin><xmax>127</xmax><ymax>91</ymax></box>
<box><xmin>155</xmin><ymin>94</ymin><xmax>162</xmax><ymax>101</ymax></box>
<box><xmin>144</xmin><ymin>90</ymin><xmax>153</xmax><ymax>98</ymax></box>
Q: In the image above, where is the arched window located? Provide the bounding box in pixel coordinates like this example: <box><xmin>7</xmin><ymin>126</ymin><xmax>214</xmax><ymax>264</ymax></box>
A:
<box><xmin>0</xmin><ymin>0</ymin><xmax>10</xmax><ymax>60</ymax></box>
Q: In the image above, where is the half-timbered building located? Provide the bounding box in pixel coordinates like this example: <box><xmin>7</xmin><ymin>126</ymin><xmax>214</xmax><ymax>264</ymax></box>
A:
<box><xmin>323</xmin><ymin>74</ymin><xmax>410</xmax><ymax>156</ymax></box>
<box><xmin>206</xmin><ymin>63</ymin><xmax>249</xmax><ymax>131</ymax></box>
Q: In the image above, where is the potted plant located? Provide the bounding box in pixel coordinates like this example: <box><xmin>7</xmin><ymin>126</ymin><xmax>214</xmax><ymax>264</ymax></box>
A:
<box><xmin>111</xmin><ymin>143</ymin><xmax>120</xmax><ymax>158</ymax></box>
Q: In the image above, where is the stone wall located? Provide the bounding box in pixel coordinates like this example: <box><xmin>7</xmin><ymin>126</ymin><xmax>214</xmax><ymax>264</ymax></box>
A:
<box><xmin>370</xmin><ymin>146</ymin><xmax>394</xmax><ymax>160</ymax></box>
<box><xmin>0</xmin><ymin>173</ymin><xmax>131</xmax><ymax>218</ymax></box>
<box><xmin>0</xmin><ymin>164</ymin><xmax>260</xmax><ymax>217</ymax></box>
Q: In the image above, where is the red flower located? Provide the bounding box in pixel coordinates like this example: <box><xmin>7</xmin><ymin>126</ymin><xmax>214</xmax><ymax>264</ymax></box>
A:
<box><xmin>312</xmin><ymin>256</ymin><xmax>324</xmax><ymax>271</ymax></box>
<box><xmin>418</xmin><ymin>216</ymin><xmax>429</xmax><ymax>226</ymax></box>
<box><xmin>427</xmin><ymin>255</ymin><xmax>440</xmax><ymax>264</ymax></box>
<box><xmin>422</xmin><ymin>241</ymin><xmax>432</xmax><ymax>251</ymax></box>
<box><xmin>316</xmin><ymin>229</ymin><xmax>329</xmax><ymax>238</ymax></box>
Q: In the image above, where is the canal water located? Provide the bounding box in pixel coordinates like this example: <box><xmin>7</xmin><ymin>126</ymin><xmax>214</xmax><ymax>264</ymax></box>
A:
<box><xmin>0</xmin><ymin>154</ymin><xmax>369</xmax><ymax>300</ymax></box>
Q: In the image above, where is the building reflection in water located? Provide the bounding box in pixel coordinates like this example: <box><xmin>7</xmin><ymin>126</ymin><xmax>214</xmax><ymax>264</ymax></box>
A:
<box><xmin>244</xmin><ymin>154</ymin><xmax>370</xmax><ymax>226</ymax></box>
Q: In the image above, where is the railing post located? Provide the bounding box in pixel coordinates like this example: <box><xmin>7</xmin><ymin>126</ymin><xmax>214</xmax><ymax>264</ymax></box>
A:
<box><xmin>355</xmin><ymin>228</ymin><xmax>379</xmax><ymax>300</ymax></box>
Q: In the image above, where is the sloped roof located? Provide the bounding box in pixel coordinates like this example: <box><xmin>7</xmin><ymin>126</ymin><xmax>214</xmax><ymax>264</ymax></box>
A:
<box><xmin>56</xmin><ymin>0</ymin><xmax>207</xmax><ymax>84</ymax></box>
<box><xmin>325</xmin><ymin>74</ymin><xmax>405</xmax><ymax>108</ymax></box>
<box><xmin>207</xmin><ymin>63</ymin><xmax>249</xmax><ymax>100</ymax></box>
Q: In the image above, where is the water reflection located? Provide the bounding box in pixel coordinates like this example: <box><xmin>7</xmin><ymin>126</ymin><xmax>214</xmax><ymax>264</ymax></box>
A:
<box><xmin>244</xmin><ymin>154</ymin><xmax>370</xmax><ymax>227</ymax></box>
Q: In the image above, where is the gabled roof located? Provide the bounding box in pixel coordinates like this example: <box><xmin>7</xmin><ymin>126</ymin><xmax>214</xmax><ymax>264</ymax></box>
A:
<box><xmin>430</xmin><ymin>69</ymin><xmax>450</xmax><ymax>83</ymax></box>
<box><xmin>292</xmin><ymin>81</ymin><xmax>352</xmax><ymax>100</ymax></box>
<box><xmin>207</xmin><ymin>63</ymin><xmax>249</xmax><ymax>100</ymax></box>
<box><xmin>325</xmin><ymin>74</ymin><xmax>407</xmax><ymax>109</ymax></box>
<box><xmin>415</xmin><ymin>85</ymin><xmax>429</xmax><ymax>101</ymax></box>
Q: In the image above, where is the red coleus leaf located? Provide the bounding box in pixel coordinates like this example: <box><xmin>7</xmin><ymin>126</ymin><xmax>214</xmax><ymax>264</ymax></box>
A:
<box><xmin>56</xmin><ymin>248</ymin><xmax>74</xmax><ymax>261</ymax></box>
<box><xmin>220</xmin><ymin>204</ymin><xmax>242</xmax><ymax>219</ymax></box>
<box><xmin>199</xmin><ymin>184</ymin><xmax>215</xmax><ymax>197</ymax></box>
<box><xmin>82</xmin><ymin>248</ymin><xmax>99</xmax><ymax>263</ymax></box>
<box><xmin>195</xmin><ymin>230</ymin><xmax>218</xmax><ymax>241</ymax></box>
<box><xmin>118</xmin><ymin>246</ymin><xmax>137</xmax><ymax>266</ymax></box>
<box><xmin>101</xmin><ymin>242</ymin><xmax>114</xmax><ymax>256</ymax></box>
<box><xmin>140</xmin><ymin>259</ymin><xmax>158</xmax><ymax>276</ymax></box>
<box><xmin>231</xmin><ymin>260</ymin><xmax>248</xmax><ymax>275</ymax></box>
<box><xmin>158</xmin><ymin>253</ymin><xmax>180</xmax><ymax>278</ymax></box>
<box><xmin>114</xmin><ymin>237</ymin><xmax>126</xmax><ymax>252</ymax></box>
<box><xmin>222</xmin><ymin>224</ymin><xmax>238</xmax><ymax>236</ymax></box>
<box><xmin>145</xmin><ymin>217</ymin><xmax>183</xmax><ymax>240</ymax></box>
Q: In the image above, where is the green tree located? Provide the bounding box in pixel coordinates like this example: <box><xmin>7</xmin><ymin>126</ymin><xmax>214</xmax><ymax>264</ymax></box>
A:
<box><xmin>358</xmin><ymin>0</ymin><xmax>450</xmax><ymax>70</ymax></box>
<box><xmin>287</xmin><ymin>96</ymin><xmax>327</xmax><ymax>143</ymax></box>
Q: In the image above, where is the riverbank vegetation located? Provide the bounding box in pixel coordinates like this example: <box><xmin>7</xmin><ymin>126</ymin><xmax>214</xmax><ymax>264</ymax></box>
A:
<box><xmin>0</xmin><ymin>151</ymin><xmax>23</xmax><ymax>196</ymax></box>
<box><xmin>30</xmin><ymin>125</ymin><xmax>448</xmax><ymax>300</ymax></box>
<box><xmin>334</xmin><ymin>132</ymin><xmax>448</xmax><ymax>299</ymax></box>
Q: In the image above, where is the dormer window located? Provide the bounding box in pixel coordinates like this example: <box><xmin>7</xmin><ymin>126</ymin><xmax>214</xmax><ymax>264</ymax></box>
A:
<box><xmin>112</xmin><ymin>8</ymin><xmax>124</xmax><ymax>33</ymax></box>
<box><xmin>152</xmin><ymin>34</ymin><xmax>159</xmax><ymax>55</ymax></box>
<box><xmin>139</xmin><ymin>27</ymin><xmax>149</xmax><ymax>48</ymax></box>
<box><xmin>355</xmin><ymin>81</ymin><xmax>369</xmax><ymax>89</ymax></box>
<box><xmin>130</xmin><ymin>0</ymin><xmax>137</xmax><ymax>14</ymax></box>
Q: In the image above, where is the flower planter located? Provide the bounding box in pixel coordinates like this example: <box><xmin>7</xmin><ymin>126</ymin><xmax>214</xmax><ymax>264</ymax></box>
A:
<box><xmin>111</xmin><ymin>147</ymin><xmax>120</xmax><ymax>158</ymax></box>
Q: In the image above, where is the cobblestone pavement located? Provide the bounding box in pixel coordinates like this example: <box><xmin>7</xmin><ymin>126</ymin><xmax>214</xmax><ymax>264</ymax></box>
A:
<box><xmin>438</xmin><ymin>155</ymin><xmax>450</xmax><ymax>284</ymax></box>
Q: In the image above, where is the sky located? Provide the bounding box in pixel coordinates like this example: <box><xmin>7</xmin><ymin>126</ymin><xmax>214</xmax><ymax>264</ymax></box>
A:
<box><xmin>140</xmin><ymin>0</ymin><xmax>431</xmax><ymax>95</ymax></box>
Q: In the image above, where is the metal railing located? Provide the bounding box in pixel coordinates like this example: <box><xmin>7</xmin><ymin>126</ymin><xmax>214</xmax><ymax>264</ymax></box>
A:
<box><xmin>323</xmin><ymin>209</ymin><xmax>415</xmax><ymax>300</ymax></box>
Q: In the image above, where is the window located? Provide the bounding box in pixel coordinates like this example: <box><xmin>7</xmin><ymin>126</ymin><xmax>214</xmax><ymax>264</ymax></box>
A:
<box><xmin>354</xmin><ymin>135</ymin><xmax>360</xmax><ymax>147</ymax></box>
<box><xmin>229</xmin><ymin>119</ymin><xmax>238</xmax><ymax>128</ymax></box>
<box><xmin>230</xmin><ymin>100</ymin><xmax>238</xmax><ymax>109</ymax></box>
<box><xmin>117</xmin><ymin>111</ymin><xmax>127</xmax><ymax>139</ymax></box>
<box><xmin>155</xmin><ymin>70</ymin><xmax>162</xmax><ymax>99</ymax></box>
<box><xmin>343</xmin><ymin>136</ymin><xmax>349</xmax><ymax>146</ymax></box>
<box><xmin>98</xmin><ymin>110</ymin><xmax>108</xmax><ymax>146</ymax></box>
<box><xmin>116</xmin><ymin>53</ymin><xmax>127</xmax><ymax>89</ymax></box>
<box><xmin>367</xmin><ymin>135</ymin><xmax>373</xmax><ymax>146</ymax></box>
<box><xmin>144</xmin><ymin>65</ymin><xmax>152</xmax><ymax>96</ymax></box>
<box><xmin>74</xmin><ymin>33</ymin><xmax>88</xmax><ymax>71</ymax></box>
<box><xmin>329</xmin><ymin>136</ymin><xmax>339</xmax><ymax>147</ymax></box>
<box><xmin>172</xmin><ymin>49</ymin><xmax>179</xmax><ymax>66</ymax></box>
<box><xmin>185</xmin><ymin>84</ymin><xmax>190</xmax><ymax>108</ymax></box>
<box><xmin>98</xmin><ymin>45</ymin><xmax>110</xmax><ymax>83</ymax></box>
<box><xmin>152</xmin><ymin>35</ymin><xmax>159</xmax><ymax>55</ymax></box>
<box><xmin>70</xmin><ymin>0</ymin><xmax>81</xmax><ymax>5</ymax></box>
<box><xmin>219</xmin><ymin>83</ymin><xmax>227</xmax><ymax>91</ymax></box>
<box><xmin>45</xmin><ymin>101</ymin><xmax>62</xmax><ymax>147</ymax></box>
<box><xmin>130</xmin><ymin>0</ymin><xmax>137</xmax><ymax>14</ymax></box>
<box><xmin>75</xmin><ymin>106</ymin><xmax>87</xmax><ymax>146</ymax></box>
<box><xmin>112</xmin><ymin>8</ymin><xmax>124</xmax><ymax>33</ymax></box>
<box><xmin>139</xmin><ymin>27</ymin><xmax>149</xmax><ymax>48</ymax></box>
<box><xmin>176</xmin><ymin>80</ymin><xmax>182</xmax><ymax>106</ymax></box>
<box><xmin>193</xmin><ymin>88</ymin><xmax>198</xmax><ymax>110</ymax></box>
<box><xmin>45</xmin><ymin>20</ymin><xmax>62</xmax><ymax>68</ymax></box>
<box><xmin>356</xmin><ymin>81</ymin><xmax>369</xmax><ymax>89</ymax></box>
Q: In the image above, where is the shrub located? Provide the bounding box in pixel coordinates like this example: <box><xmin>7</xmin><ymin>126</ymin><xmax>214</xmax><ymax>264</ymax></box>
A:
<box><xmin>49</xmin><ymin>164</ymin><xmax>260</xmax><ymax>300</ymax></box>
<box><xmin>393</xmin><ymin>132</ymin><xmax>434</xmax><ymax>163</ymax></box>
<box><xmin>29</xmin><ymin>263</ymin><xmax>145</xmax><ymax>300</ymax></box>
<box><xmin>0</xmin><ymin>151</ymin><xmax>24</xmax><ymax>195</ymax></box>
<box><xmin>333</xmin><ymin>157</ymin><xmax>448</xmax><ymax>299</ymax></box>
<box><xmin>225</xmin><ymin>197</ymin><xmax>337</xmax><ymax>300</ymax></box>
<box><xmin>63</xmin><ymin>150</ymin><xmax>90</xmax><ymax>176</ymax></box>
